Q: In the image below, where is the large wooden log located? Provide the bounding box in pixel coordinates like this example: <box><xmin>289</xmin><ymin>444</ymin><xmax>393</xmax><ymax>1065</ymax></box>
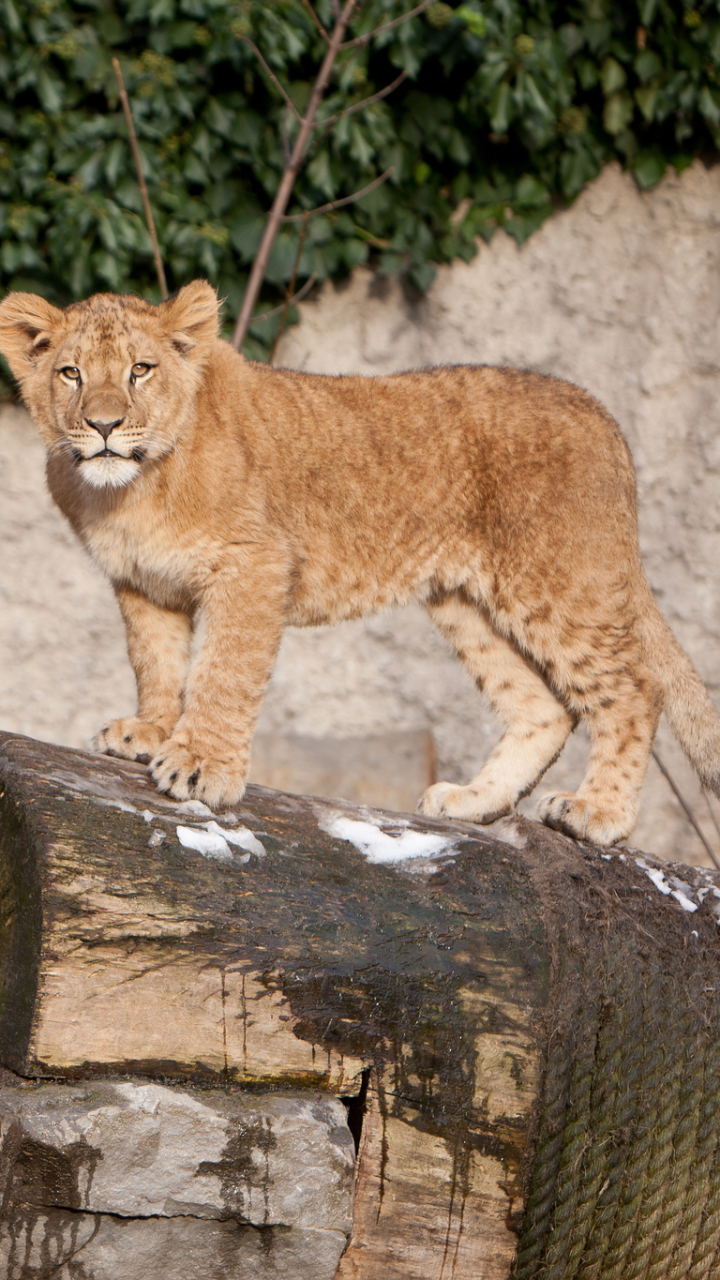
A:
<box><xmin>2</xmin><ymin>730</ymin><xmax>720</xmax><ymax>1278</ymax></box>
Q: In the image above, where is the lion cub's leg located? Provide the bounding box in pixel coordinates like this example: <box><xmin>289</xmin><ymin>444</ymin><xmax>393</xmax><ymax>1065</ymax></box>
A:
<box><xmin>94</xmin><ymin>587</ymin><xmax>192</xmax><ymax>763</ymax></box>
<box><xmin>419</xmin><ymin>593</ymin><xmax>573</xmax><ymax>823</ymax></box>
<box><xmin>149</xmin><ymin>551</ymin><xmax>288</xmax><ymax>809</ymax></box>
<box><xmin>538</xmin><ymin>657</ymin><xmax>662</xmax><ymax>846</ymax></box>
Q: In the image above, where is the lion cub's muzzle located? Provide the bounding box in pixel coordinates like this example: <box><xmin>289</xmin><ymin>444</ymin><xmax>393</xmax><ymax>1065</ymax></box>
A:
<box><xmin>73</xmin><ymin>399</ymin><xmax>145</xmax><ymax>488</ymax></box>
<box><xmin>81</xmin><ymin>413</ymin><xmax>143</xmax><ymax>462</ymax></box>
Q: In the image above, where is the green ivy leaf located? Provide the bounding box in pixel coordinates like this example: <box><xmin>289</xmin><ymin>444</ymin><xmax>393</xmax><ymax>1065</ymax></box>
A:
<box><xmin>455</xmin><ymin>6</ymin><xmax>486</xmax><ymax>39</ymax></box>
<box><xmin>603</xmin><ymin>91</ymin><xmax>634</xmax><ymax>135</ymax></box>
<box><xmin>635</xmin><ymin>84</ymin><xmax>658</xmax><ymax>122</ymax></box>
<box><xmin>632</xmin><ymin>151</ymin><xmax>666</xmax><ymax>190</ymax></box>
<box><xmin>601</xmin><ymin>57</ymin><xmax>627</xmax><ymax>96</ymax></box>
<box><xmin>490</xmin><ymin>81</ymin><xmax>512</xmax><ymax>134</ymax></box>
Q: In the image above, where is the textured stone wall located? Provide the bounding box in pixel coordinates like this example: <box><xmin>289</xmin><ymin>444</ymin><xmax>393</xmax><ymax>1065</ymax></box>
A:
<box><xmin>0</xmin><ymin>1080</ymin><xmax>354</xmax><ymax>1279</ymax></box>
<box><xmin>2</xmin><ymin>161</ymin><xmax>720</xmax><ymax>860</ymax></box>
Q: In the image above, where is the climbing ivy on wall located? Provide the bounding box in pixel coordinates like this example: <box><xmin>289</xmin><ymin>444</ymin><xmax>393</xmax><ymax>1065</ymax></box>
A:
<box><xmin>0</xmin><ymin>0</ymin><xmax>719</xmax><ymax>363</ymax></box>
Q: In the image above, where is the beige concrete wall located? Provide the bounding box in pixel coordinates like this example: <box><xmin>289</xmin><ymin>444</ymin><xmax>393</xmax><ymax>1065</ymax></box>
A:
<box><xmin>3</xmin><ymin>161</ymin><xmax>720</xmax><ymax>862</ymax></box>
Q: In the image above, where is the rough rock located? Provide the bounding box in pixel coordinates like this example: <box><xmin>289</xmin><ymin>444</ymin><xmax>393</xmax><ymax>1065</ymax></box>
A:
<box><xmin>0</xmin><ymin>1081</ymin><xmax>355</xmax><ymax>1228</ymax></box>
<box><xmin>0</xmin><ymin>1214</ymin><xmax>347</xmax><ymax>1280</ymax></box>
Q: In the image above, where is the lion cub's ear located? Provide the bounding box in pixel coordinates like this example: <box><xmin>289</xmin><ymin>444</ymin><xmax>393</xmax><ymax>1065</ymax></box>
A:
<box><xmin>0</xmin><ymin>292</ymin><xmax>64</xmax><ymax>380</ymax></box>
<box><xmin>159</xmin><ymin>280</ymin><xmax>220</xmax><ymax>361</ymax></box>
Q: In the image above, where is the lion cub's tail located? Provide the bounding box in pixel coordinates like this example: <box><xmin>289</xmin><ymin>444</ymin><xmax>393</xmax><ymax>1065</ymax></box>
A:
<box><xmin>639</xmin><ymin>590</ymin><xmax>720</xmax><ymax>796</ymax></box>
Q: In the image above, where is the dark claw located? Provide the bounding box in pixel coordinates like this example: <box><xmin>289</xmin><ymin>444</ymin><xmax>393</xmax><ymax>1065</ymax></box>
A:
<box><xmin>136</xmin><ymin>753</ymin><xmax>151</xmax><ymax>766</ymax></box>
<box><xmin>123</xmin><ymin>734</ymin><xmax>132</xmax><ymax>743</ymax></box>
<box><xmin>169</xmin><ymin>771</ymin><xmax>178</xmax><ymax>784</ymax></box>
<box><xmin>187</xmin><ymin>769</ymin><xmax>200</xmax><ymax>788</ymax></box>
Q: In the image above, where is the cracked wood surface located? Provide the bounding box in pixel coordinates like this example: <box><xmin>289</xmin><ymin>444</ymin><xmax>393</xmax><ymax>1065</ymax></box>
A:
<box><xmin>0</xmin><ymin>730</ymin><xmax>558</xmax><ymax>1278</ymax></box>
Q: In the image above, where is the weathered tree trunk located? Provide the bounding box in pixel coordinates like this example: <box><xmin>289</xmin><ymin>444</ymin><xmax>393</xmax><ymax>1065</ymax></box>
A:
<box><xmin>1</xmin><ymin>730</ymin><xmax>720</xmax><ymax>1279</ymax></box>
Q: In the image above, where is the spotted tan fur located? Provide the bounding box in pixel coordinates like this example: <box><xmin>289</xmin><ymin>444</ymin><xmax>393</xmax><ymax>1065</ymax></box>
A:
<box><xmin>1</xmin><ymin>281</ymin><xmax>718</xmax><ymax>845</ymax></box>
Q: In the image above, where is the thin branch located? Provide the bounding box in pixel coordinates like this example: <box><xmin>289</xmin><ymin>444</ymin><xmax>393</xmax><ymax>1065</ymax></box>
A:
<box><xmin>281</xmin><ymin>166</ymin><xmax>393</xmax><ymax>221</ymax></box>
<box><xmin>340</xmin><ymin>0</ymin><xmax>436</xmax><ymax>50</ymax></box>
<box><xmin>652</xmin><ymin>749</ymin><xmax>720</xmax><ymax>870</ymax></box>
<box><xmin>112</xmin><ymin>58</ymin><xmax>168</xmax><ymax>300</ymax></box>
<box><xmin>318</xmin><ymin>70</ymin><xmax>407</xmax><ymax>128</ymax></box>
<box><xmin>301</xmin><ymin>0</ymin><xmax>332</xmax><ymax>43</ymax></box>
<box><xmin>241</xmin><ymin>37</ymin><xmax>304</xmax><ymax>124</ymax></box>
<box><xmin>251</xmin><ymin>272</ymin><xmax>318</xmax><ymax>325</ymax></box>
<box><xmin>702</xmin><ymin>787</ymin><xmax>720</xmax><ymax>845</ymax></box>
<box><xmin>233</xmin><ymin>0</ymin><xmax>359</xmax><ymax>350</ymax></box>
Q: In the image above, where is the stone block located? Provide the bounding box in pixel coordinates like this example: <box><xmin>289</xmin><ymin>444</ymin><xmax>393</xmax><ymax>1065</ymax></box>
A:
<box><xmin>0</xmin><ymin>1213</ymin><xmax>348</xmax><ymax>1280</ymax></box>
<box><xmin>0</xmin><ymin>1081</ymin><xmax>354</xmax><ymax>1280</ymax></box>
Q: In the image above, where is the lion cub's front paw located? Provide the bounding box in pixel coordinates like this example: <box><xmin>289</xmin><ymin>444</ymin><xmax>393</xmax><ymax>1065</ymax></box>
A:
<box><xmin>418</xmin><ymin>781</ymin><xmax>512</xmax><ymax>824</ymax></box>
<box><xmin>537</xmin><ymin>792</ymin><xmax>631</xmax><ymax>847</ymax></box>
<box><xmin>94</xmin><ymin>717</ymin><xmax>167</xmax><ymax>765</ymax></box>
<box><xmin>150</xmin><ymin>739</ymin><xmax>247</xmax><ymax>809</ymax></box>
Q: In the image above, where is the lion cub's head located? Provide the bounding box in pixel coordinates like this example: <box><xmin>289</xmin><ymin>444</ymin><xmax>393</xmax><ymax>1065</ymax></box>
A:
<box><xmin>0</xmin><ymin>280</ymin><xmax>219</xmax><ymax>489</ymax></box>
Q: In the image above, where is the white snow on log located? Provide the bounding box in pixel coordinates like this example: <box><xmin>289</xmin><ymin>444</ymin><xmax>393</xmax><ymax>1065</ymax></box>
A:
<box><xmin>205</xmin><ymin>820</ymin><xmax>265</xmax><ymax>857</ymax></box>
<box><xmin>635</xmin><ymin>858</ymin><xmax>698</xmax><ymax>913</ymax></box>
<box><xmin>176</xmin><ymin>799</ymin><xmax>215</xmax><ymax>818</ymax></box>
<box><xmin>176</xmin><ymin>821</ymin><xmax>265</xmax><ymax>862</ymax></box>
<box><xmin>320</xmin><ymin>813</ymin><xmax>454</xmax><ymax>864</ymax></box>
<box><xmin>176</xmin><ymin>825</ymin><xmax>233</xmax><ymax>861</ymax></box>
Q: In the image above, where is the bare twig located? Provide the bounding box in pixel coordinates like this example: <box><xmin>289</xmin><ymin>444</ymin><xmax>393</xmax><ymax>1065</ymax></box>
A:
<box><xmin>702</xmin><ymin>788</ymin><xmax>720</xmax><ymax>845</ymax></box>
<box><xmin>301</xmin><ymin>0</ymin><xmax>332</xmax><ymax>43</ymax></box>
<box><xmin>282</xmin><ymin>166</ymin><xmax>393</xmax><ymax>220</ymax></box>
<box><xmin>341</xmin><ymin>0</ymin><xmax>436</xmax><ymax>49</ymax></box>
<box><xmin>232</xmin><ymin>0</ymin><xmax>359</xmax><ymax>350</ymax></box>
<box><xmin>271</xmin><ymin>212</ymin><xmax>310</xmax><ymax>361</ymax></box>
<box><xmin>318</xmin><ymin>70</ymin><xmax>407</xmax><ymax>128</ymax></box>
<box><xmin>251</xmin><ymin>272</ymin><xmax>318</xmax><ymax>324</ymax></box>
<box><xmin>652</xmin><ymin>749</ymin><xmax>720</xmax><ymax>870</ymax></box>
<box><xmin>112</xmin><ymin>58</ymin><xmax>168</xmax><ymax>300</ymax></box>
<box><xmin>241</xmin><ymin>38</ymin><xmax>304</xmax><ymax>124</ymax></box>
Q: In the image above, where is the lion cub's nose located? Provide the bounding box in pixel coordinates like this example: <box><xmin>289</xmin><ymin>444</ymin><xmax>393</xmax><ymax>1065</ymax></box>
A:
<box><xmin>85</xmin><ymin>414</ymin><xmax>125</xmax><ymax>440</ymax></box>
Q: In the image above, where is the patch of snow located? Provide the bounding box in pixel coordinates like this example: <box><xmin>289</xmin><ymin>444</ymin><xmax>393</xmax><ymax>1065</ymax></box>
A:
<box><xmin>320</xmin><ymin>812</ymin><xmax>455</xmax><ymax>865</ymax></box>
<box><xmin>176</xmin><ymin>825</ymin><xmax>233</xmax><ymax>861</ymax></box>
<box><xmin>176</xmin><ymin>799</ymin><xmax>215</xmax><ymax>818</ymax></box>
<box><xmin>205</xmin><ymin>820</ymin><xmax>264</xmax><ymax>857</ymax></box>
<box><xmin>635</xmin><ymin>858</ymin><xmax>698</xmax><ymax>913</ymax></box>
<box><xmin>142</xmin><ymin>809</ymin><xmax>155</xmax><ymax>823</ymax></box>
<box><xmin>671</xmin><ymin>888</ymin><xmax>698</xmax><ymax>914</ymax></box>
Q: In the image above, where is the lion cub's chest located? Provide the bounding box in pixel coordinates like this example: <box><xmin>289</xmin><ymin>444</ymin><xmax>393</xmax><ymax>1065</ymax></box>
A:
<box><xmin>87</xmin><ymin>512</ymin><xmax>202</xmax><ymax>611</ymax></box>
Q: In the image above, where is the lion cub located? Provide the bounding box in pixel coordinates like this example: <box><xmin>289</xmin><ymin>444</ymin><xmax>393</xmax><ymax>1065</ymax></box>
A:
<box><xmin>1</xmin><ymin>280</ymin><xmax>718</xmax><ymax>845</ymax></box>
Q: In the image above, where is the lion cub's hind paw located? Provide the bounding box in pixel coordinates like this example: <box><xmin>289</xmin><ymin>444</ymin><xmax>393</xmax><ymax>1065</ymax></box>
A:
<box><xmin>94</xmin><ymin>717</ymin><xmax>167</xmax><ymax>765</ymax></box>
<box><xmin>418</xmin><ymin>781</ymin><xmax>513</xmax><ymax>824</ymax></box>
<box><xmin>538</xmin><ymin>792</ymin><xmax>631</xmax><ymax>847</ymax></box>
<box><xmin>150</xmin><ymin>739</ymin><xmax>246</xmax><ymax>810</ymax></box>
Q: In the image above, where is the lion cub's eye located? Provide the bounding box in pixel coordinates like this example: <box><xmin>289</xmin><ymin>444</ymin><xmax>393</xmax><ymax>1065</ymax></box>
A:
<box><xmin>59</xmin><ymin>366</ymin><xmax>81</xmax><ymax>384</ymax></box>
<box><xmin>130</xmin><ymin>362</ymin><xmax>152</xmax><ymax>383</ymax></box>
